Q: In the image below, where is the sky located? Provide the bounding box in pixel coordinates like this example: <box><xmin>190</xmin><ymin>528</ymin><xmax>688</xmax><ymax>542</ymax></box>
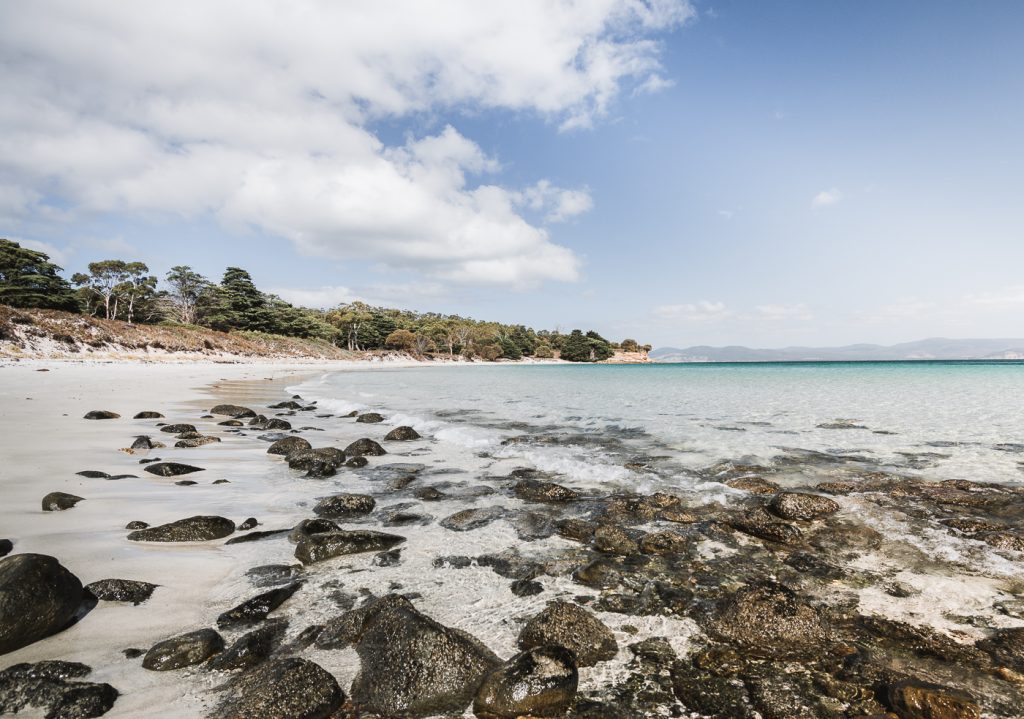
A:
<box><xmin>1</xmin><ymin>0</ymin><xmax>1022</xmax><ymax>349</ymax></box>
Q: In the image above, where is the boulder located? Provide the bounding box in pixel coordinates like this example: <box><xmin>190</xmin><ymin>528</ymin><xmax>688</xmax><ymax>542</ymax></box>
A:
<box><xmin>127</xmin><ymin>516</ymin><xmax>235</xmax><ymax>542</ymax></box>
<box><xmin>217</xmin><ymin>582</ymin><xmax>302</xmax><ymax>629</ymax></box>
<box><xmin>133</xmin><ymin>411</ymin><xmax>164</xmax><ymax>419</ymax></box>
<box><xmin>385</xmin><ymin>426</ymin><xmax>421</xmax><ymax>441</ymax></box>
<box><xmin>175</xmin><ymin>436</ymin><xmax>221</xmax><ymax>448</ymax></box>
<box><xmin>210</xmin><ymin>404</ymin><xmax>256</xmax><ymax>418</ymax></box>
<box><xmin>125</xmin><ymin>521</ymin><xmax>148</xmax><ymax>530</ymax></box>
<box><xmin>268</xmin><ymin>401</ymin><xmax>303</xmax><ymax>410</ymax></box>
<box><xmin>0</xmin><ymin>661</ymin><xmax>118</xmax><ymax>718</ymax></box>
<box><xmin>159</xmin><ymin>423</ymin><xmax>196</xmax><ymax>434</ymax></box>
<box><xmin>0</xmin><ymin>539</ymin><xmax>11</xmax><ymax>557</ymax></box>
<box><xmin>639</xmin><ymin>530</ymin><xmax>689</xmax><ymax>555</ymax></box>
<box><xmin>345</xmin><ymin>595</ymin><xmax>501</xmax><ymax>717</ymax></box>
<box><xmin>592</xmin><ymin>525</ymin><xmax>640</xmax><ymax>555</ymax></box>
<box><xmin>144</xmin><ymin>462</ymin><xmax>205</xmax><ymax>477</ymax></box>
<box><xmin>85</xmin><ymin>579</ymin><xmax>157</xmax><ymax>605</ymax></box>
<box><xmin>130</xmin><ymin>436</ymin><xmax>155</xmax><ymax>450</ymax></box>
<box><xmin>518</xmin><ymin>600</ymin><xmax>618</xmax><ymax>667</ymax></box>
<box><xmin>356</xmin><ymin>412</ymin><xmax>385</xmax><ymax>424</ymax></box>
<box><xmin>76</xmin><ymin>470</ymin><xmax>110</xmax><ymax>479</ymax></box>
<box><xmin>286</xmin><ymin>447</ymin><xmax>346</xmax><ymax>471</ymax></box>
<box><xmin>312</xmin><ymin>493</ymin><xmax>376</xmax><ymax>519</ymax></box>
<box><xmin>977</xmin><ymin>626</ymin><xmax>1024</xmax><ymax>671</ymax></box>
<box><xmin>768</xmin><ymin>492</ymin><xmax>840</xmax><ymax>521</ymax></box>
<box><xmin>208</xmin><ymin>619</ymin><xmax>288</xmax><ymax>672</ymax></box>
<box><xmin>238</xmin><ymin>517</ymin><xmax>258</xmax><ymax>531</ymax></box>
<box><xmin>0</xmin><ymin>554</ymin><xmax>85</xmax><ymax>654</ymax></box>
<box><xmin>708</xmin><ymin>581</ymin><xmax>828</xmax><ymax>658</ymax></box>
<box><xmin>513</xmin><ymin>479</ymin><xmax>580</xmax><ymax>503</ymax></box>
<box><xmin>724</xmin><ymin>476</ymin><xmax>780</xmax><ymax>494</ymax></box>
<box><xmin>440</xmin><ymin>507</ymin><xmax>507</xmax><ymax>532</ymax></box>
<box><xmin>346</xmin><ymin>456</ymin><xmax>369</xmax><ymax>468</ymax></box>
<box><xmin>142</xmin><ymin>629</ymin><xmax>224</xmax><ymax>670</ymax></box>
<box><xmin>344</xmin><ymin>438</ymin><xmax>387</xmax><ymax>457</ymax></box>
<box><xmin>264</xmin><ymin>418</ymin><xmax>292</xmax><ymax>431</ymax></box>
<box><xmin>267</xmin><ymin>436</ymin><xmax>312</xmax><ymax>456</ymax></box>
<box><xmin>288</xmin><ymin>518</ymin><xmax>341</xmax><ymax>544</ymax></box>
<box><xmin>294</xmin><ymin>531</ymin><xmax>405</xmax><ymax>565</ymax></box>
<box><xmin>473</xmin><ymin>646</ymin><xmax>578</xmax><ymax>719</ymax></box>
<box><xmin>887</xmin><ymin>679</ymin><xmax>980</xmax><ymax>719</ymax></box>
<box><xmin>41</xmin><ymin>492</ymin><xmax>84</xmax><ymax>511</ymax></box>
<box><xmin>214</xmin><ymin>657</ymin><xmax>344</xmax><ymax>719</ymax></box>
<box><xmin>731</xmin><ymin>507</ymin><xmax>803</xmax><ymax>544</ymax></box>
<box><xmin>83</xmin><ymin>411</ymin><xmax>119</xmax><ymax>420</ymax></box>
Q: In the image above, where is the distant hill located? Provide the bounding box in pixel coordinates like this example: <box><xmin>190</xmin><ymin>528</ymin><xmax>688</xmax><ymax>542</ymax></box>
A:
<box><xmin>650</xmin><ymin>338</ymin><xmax>1024</xmax><ymax>363</ymax></box>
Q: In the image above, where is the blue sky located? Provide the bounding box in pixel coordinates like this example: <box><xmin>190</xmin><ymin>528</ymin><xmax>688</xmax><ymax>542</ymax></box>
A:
<box><xmin>2</xmin><ymin>1</ymin><xmax>1022</xmax><ymax>348</ymax></box>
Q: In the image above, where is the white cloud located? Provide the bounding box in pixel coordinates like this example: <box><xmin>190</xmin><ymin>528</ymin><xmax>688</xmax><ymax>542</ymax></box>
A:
<box><xmin>654</xmin><ymin>300</ymin><xmax>730</xmax><ymax>321</ymax></box>
<box><xmin>755</xmin><ymin>303</ymin><xmax>814</xmax><ymax>321</ymax></box>
<box><xmin>965</xmin><ymin>286</ymin><xmax>1024</xmax><ymax>308</ymax></box>
<box><xmin>811</xmin><ymin>188</ymin><xmax>842</xmax><ymax>208</ymax></box>
<box><xmin>0</xmin><ymin>1</ymin><xmax>692</xmax><ymax>287</ymax></box>
<box><xmin>11</xmin><ymin>237</ymin><xmax>71</xmax><ymax>267</ymax></box>
<box><xmin>515</xmin><ymin>180</ymin><xmax>594</xmax><ymax>223</ymax></box>
<box><xmin>269</xmin><ymin>286</ymin><xmax>357</xmax><ymax>309</ymax></box>
<box><xmin>271</xmin><ymin>281</ymin><xmax>448</xmax><ymax>310</ymax></box>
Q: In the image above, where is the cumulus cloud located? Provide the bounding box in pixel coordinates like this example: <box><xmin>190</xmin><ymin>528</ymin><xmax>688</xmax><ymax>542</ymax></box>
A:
<box><xmin>812</xmin><ymin>188</ymin><xmax>842</xmax><ymax>207</ymax></box>
<box><xmin>0</xmin><ymin>0</ymin><xmax>692</xmax><ymax>286</ymax></box>
<box><xmin>11</xmin><ymin>237</ymin><xmax>71</xmax><ymax>267</ymax></box>
<box><xmin>654</xmin><ymin>301</ymin><xmax>730</xmax><ymax>321</ymax></box>
<box><xmin>270</xmin><ymin>281</ymin><xmax>447</xmax><ymax>309</ymax></box>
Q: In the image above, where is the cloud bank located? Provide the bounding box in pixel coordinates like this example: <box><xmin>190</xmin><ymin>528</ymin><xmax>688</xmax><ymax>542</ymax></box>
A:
<box><xmin>0</xmin><ymin>0</ymin><xmax>692</xmax><ymax>286</ymax></box>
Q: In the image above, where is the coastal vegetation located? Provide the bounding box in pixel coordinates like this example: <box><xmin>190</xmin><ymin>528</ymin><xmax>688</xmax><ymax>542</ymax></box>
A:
<box><xmin>0</xmin><ymin>239</ymin><xmax>648</xmax><ymax>361</ymax></box>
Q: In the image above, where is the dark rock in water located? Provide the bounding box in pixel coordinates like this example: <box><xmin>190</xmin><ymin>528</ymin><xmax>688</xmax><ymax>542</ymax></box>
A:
<box><xmin>257</xmin><ymin>432</ymin><xmax>289</xmax><ymax>442</ymax></box>
<box><xmin>210</xmin><ymin>404</ymin><xmax>256</xmax><ymax>418</ymax></box>
<box><xmin>374</xmin><ymin>549</ymin><xmax>403</xmax><ymax>567</ymax></box>
<box><xmin>268</xmin><ymin>400</ymin><xmax>303</xmax><ymax>410</ymax></box>
<box><xmin>267</xmin><ymin>436</ymin><xmax>311</xmax><ymax>456</ymax></box>
<box><xmin>708</xmin><ymin>581</ymin><xmax>827</xmax><ymax>658</ymax></box>
<box><xmin>343</xmin><ymin>594</ymin><xmax>501</xmax><ymax>717</ymax></box>
<box><xmin>218</xmin><ymin>419</ymin><xmax>244</xmax><ymax>426</ymax></box>
<box><xmin>142</xmin><ymin>629</ymin><xmax>224</xmax><ymax>671</ymax></box>
<box><xmin>41</xmin><ymin>492</ymin><xmax>84</xmax><ymax>511</ymax></box>
<box><xmin>344</xmin><ymin>437</ymin><xmax>387</xmax><ymax>457</ymax></box>
<box><xmin>127</xmin><ymin>515</ymin><xmax>235</xmax><ymax>542</ymax></box>
<box><xmin>0</xmin><ymin>539</ymin><xmax>11</xmax><ymax>557</ymax></box>
<box><xmin>356</xmin><ymin>412</ymin><xmax>384</xmax><ymax>424</ymax></box>
<box><xmin>572</xmin><ymin>559</ymin><xmax>620</xmax><ymax>589</ymax></box>
<box><xmin>286</xmin><ymin>447</ymin><xmax>346</xmax><ymax>471</ymax></box>
<box><xmin>518</xmin><ymin>600</ymin><xmax>618</xmax><ymax>667</ymax></box>
<box><xmin>133</xmin><ymin>411</ymin><xmax>164</xmax><ymax>419</ymax></box>
<box><xmin>380</xmin><ymin>503</ymin><xmax>432</xmax><ymax>527</ymax></box>
<box><xmin>159</xmin><ymin>423</ymin><xmax>196</xmax><ymax>434</ymax></box>
<box><xmin>731</xmin><ymin>507</ymin><xmax>803</xmax><ymax>544</ymax></box>
<box><xmin>304</xmin><ymin>461</ymin><xmax>336</xmax><ymax>479</ymax></box>
<box><xmin>724</xmin><ymin>476</ymin><xmax>780</xmax><ymax>494</ymax></box>
<box><xmin>294</xmin><ymin>531</ymin><xmax>406</xmax><ymax>565</ymax></box>
<box><xmin>415</xmin><ymin>486</ymin><xmax>447</xmax><ymax>501</ymax></box>
<box><xmin>768</xmin><ymin>492</ymin><xmax>840</xmax><ymax>521</ymax></box>
<box><xmin>212</xmin><ymin>478</ymin><xmax>230</xmax><ymax>484</ymax></box>
<box><xmin>340</xmin><ymin>409</ymin><xmax>358</xmax><ymax>417</ymax></box>
<box><xmin>473</xmin><ymin>645</ymin><xmax>578</xmax><ymax>719</ymax></box>
<box><xmin>130</xmin><ymin>435</ymin><xmax>155</xmax><ymax>450</ymax></box>
<box><xmin>84</xmin><ymin>410</ymin><xmax>119</xmax><ymax>420</ymax></box>
<box><xmin>245</xmin><ymin>564</ymin><xmax>302</xmax><ymax>588</ymax></box>
<box><xmin>264</xmin><ymin>418</ymin><xmax>292</xmax><ymax>430</ymax></box>
<box><xmin>224</xmin><ymin>529</ymin><xmax>290</xmax><ymax>545</ymax></box>
<box><xmin>510</xmin><ymin>579</ymin><xmax>543</xmax><ymax>597</ymax></box>
<box><xmin>85</xmin><ymin>579</ymin><xmax>157</xmax><ymax>605</ymax></box>
<box><xmin>175</xmin><ymin>436</ymin><xmax>221</xmax><ymax>448</ymax></box>
<box><xmin>346</xmin><ymin>456</ymin><xmax>369</xmax><ymax>468</ymax></box>
<box><xmin>177</xmin><ymin>479</ymin><xmax>197</xmax><ymax>486</ymax></box>
<box><xmin>433</xmin><ymin>556</ymin><xmax>474</xmax><ymax>570</ymax></box>
<box><xmin>313</xmin><ymin>493</ymin><xmax>375</xmax><ymax>518</ymax></box>
<box><xmin>107</xmin><ymin>473</ymin><xmax>138</xmax><ymax>480</ymax></box>
<box><xmin>639</xmin><ymin>530</ymin><xmax>689</xmax><ymax>555</ymax></box>
<box><xmin>888</xmin><ymin>679</ymin><xmax>980</xmax><ymax>719</ymax></box>
<box><xmin>978</xmin><ymin>531</ymin><xmax>1024</xmax><ymax>552</ymax></box>
<box><xmin>671</xmin><ymin>661</ymin><xmax>752</xmax><ymax>718</ymax></box>
<box><xmin>385</xmin><ymin>426</ymin><xmax>421</xmax><ymax>441</ymax></box>
<box><xmin>123</xmin><ymin>648</ymin><xmax>144</xmax><ymax>658</ymax></box>
<box><xmin>0</xmin><ymin>553</ymin><xmax>85</xmax><ymax>655</ymax></box>
<box><xmin>208</xmin><ymin>619</ymin><xmax>288</xmax><ymax>671</ymax></box>
<box><xmin>977</xmin><ymin>626</ymin><xmax>1024</xmax><ymax>671</ymax></box>
<box><xmin>557</xmin><ymin>519</ymin><xmax>597</xmax><ymax>543</ymax></box>
<box><xmin>238</xmin><ymin>517</ymin><xmax>258</xmax><ymax>531</ymax></box>
<box><xmin>593</xmin><ymin>525</ymin><xmax>640</xmax><ymax>555</ymax></box>
<box><xmin>76</xmin><ymin>470</ymin><xmax>110</xmax><ymax>479</ymax></box>
<box><xmin>440</xmin><ymin>506</ymin><xmax>507</xmax><ymax>532</ymax></box>
<box><xmin>217</xmin><ymin>582</ymin><xmax>302</xmax><ymax>629</ymax></box>
<box><xmin>213</xmin><ymin>657</ymin><xmax>344</xmax><ymax>719</ymax></box>
<box><xmin>144</xmin><ymin>462</ymin><xmax>205</xmax><ymax>477</ymax></box>
<box><xmin>288</xmin><ymin>518</ymin><xmax>340</xmax><ymax>544</ymax></box>
<box><xmin>514</xmin><ymin>478</ymin><xmax>580</xmax><ymax>503</ymax></box>
<box><xmin>125</xmin><ymin>521</ymin><xmax>148</xmax><ymax>530</ymax></box>
<box><xmin>0</xmin><ymin>661</ymin><xmax>118</xmax><ymax>718</ymax></box>
<box><xmin>177</xmin><ymin>431</ymin><xmax>204</xmax><ymax>439</ymax></box>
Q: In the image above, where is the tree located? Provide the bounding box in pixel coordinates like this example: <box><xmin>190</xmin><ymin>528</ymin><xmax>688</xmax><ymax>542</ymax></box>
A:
<box><xmin>559</xmin><ymin>330</ymin><xmax>592</xmax><ymax>362</ymax></box>
<box><xmin>621</xmin><ymin>338</ymin><xmax>639</xmax><ymax>353</ymax></box>
<box><xmin>207</xmin><ymin>267</ymin><xmax>274</xmax><ymax>332</ymax></box>
<box><xmin>479</xmin><ymin>344</ymin><xmax>502</xmax><ymax>361</ymax></box>
<box><xmin>327</xmin><ymin>301</ymin><xmax>374</xmax><ymax>351</ymax></box>
<box><xmin>115</xmin><ymin>262</ymin><xmax>158</xmax><ymax>324</ymax></box>
<box><xmin>385</xmin><ymin>329</ymin><xmax>416</xmax><ymax>352</ymax></box>
<box><xmin>0</xmin><ymin>239</ymin><xmax>80</xmax><ymax>312</ymax></box>
<box><xmin>72</xmin><ymin>260</ymin><xmax>129</xmax><ymax>319</ymax></box>
<box><xmin>164</xmin><ymin>266</ymin><xmax>209</xmax><ymax>325</ymax></box>
<box><xmin>534</xmin><ymin>343</ymin><xmax>554</xmax><ymax>359</ymax></box>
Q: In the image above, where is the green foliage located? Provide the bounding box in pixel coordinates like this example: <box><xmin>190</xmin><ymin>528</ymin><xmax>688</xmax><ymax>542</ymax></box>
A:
<box><xmin>164</xmin><ymin>266</ymin><xmax>211</xmax><ymax>325</ymax></box>
<box><xmin>559</xmin><ymin>329</ymin><xmax>614</xmax><ymax>362</ymax></box>
<box><xmin>534</xmin><ymin>343</ymin><xmax>554</xmax><ymax>359</ymax></box>
<box><xmin>0</xmin><ymin>239</ymin><xmax>80</xmax><ymax>312</ymax></box>
<box><xmin>620</xmin><ymin>338</ymin><xmax>639</xmax><ymax>353</ymax></box>
<box><xmin>385</xmin><ymin>329</ymin><xmax>416</xmax><ymax>351</ymax></box>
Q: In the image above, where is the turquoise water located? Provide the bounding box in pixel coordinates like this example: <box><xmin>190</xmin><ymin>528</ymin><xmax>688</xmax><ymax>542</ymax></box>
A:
<box><xmin>295</xmin><ymin>361</ymin><xmax>1024</xmax><ymax>488</ymax></box>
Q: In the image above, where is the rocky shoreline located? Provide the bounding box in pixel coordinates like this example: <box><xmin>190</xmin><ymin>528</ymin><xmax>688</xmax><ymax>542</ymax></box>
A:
<box><xmin>1</xmin><ymin>366</ymin><xmax>1023</xmax><ymax>718</ymax></box>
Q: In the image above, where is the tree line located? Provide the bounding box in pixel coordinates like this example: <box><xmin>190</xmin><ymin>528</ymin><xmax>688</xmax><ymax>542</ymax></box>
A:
<box><xmin>0</xmin><ymin>239</ymin><xmax>650</xmax><ymax>362</ymax></box>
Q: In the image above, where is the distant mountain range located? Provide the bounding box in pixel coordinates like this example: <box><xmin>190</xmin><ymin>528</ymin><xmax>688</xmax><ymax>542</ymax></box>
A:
<box><xmin>650</xmin><ymin>338</ymin><xmax>1024</xmax><ymax>363</ymax></box>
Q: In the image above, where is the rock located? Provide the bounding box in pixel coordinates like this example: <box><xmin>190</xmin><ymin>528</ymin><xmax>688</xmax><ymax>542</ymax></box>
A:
<box><xmin>415</xmin><ymin>486</ymin><xmax>447</xmax><ymax>501</ymax></box>
<box><xmin>977</xmin><ymin>627</ymin><xmax>1024</xmax><ymax>670</ymax></box>
<box><xmin>346</xmin><ymin>456</ymin><xmax>369</xmax><ymax>468</ymax></box>
<box><xmin>312</xmin><ymin>493</ymin><xmax>376</xmax><ymax>518</ymax></box>
<box><xmin>144</xmin><ymin>462</ymin><xmax>205</xmax><ymax>477</ymax></box>
<box><xmin>0</xmin><ymin>539</ymin><xmax>11</xmax><ymax>557</ymax></box>
<box><xmin>286</xmin><ymin>447</ymin><xmax>346</xmax><ymax>471</ymax></box>
<box><xmin>768</xmin><ymin>492</ymin><xmax>840</xmax><ymax>521</ymax></box>
<box><xmin>557</xmin><ymin>519</ymin><xmax>597</xmax><ymax>543</ymax></box>
<box><xmin>374</xmin><ymin>549</ymin><xmax>403</xmax><ymax>567</ymax></box>
<box><xmin>473</xmin><ymin>646</ymin><xmax>578</xmax><ymax>719</ymax></box>
<box><xmin>225</xmin><ymin>529</ymin><xmax>290</xmax><ymax>545</ymax></box>
<box><xmin>177</xmin><ymin>478</ymin><xmax>197</xmax><ymax>486</ymax></box>
<box><xmin>572</xmin><ymin>559</ymin><xmax>620</xmax><ymax>589</ymax></box>
<box><xmin>593</xmin><ymin>525</ymin><xmax>639</xmax><ymax>555</ymax></box>
<box><xmin>518</xmin><ymin>600</ymin><xmax>618</xmax><ymax>667</ymax></box>
<box><xmin>41</xmin><ymin>492</ymin><xmax>84</xmax><ymax>511</ymax></box>
<box><xmin>0</xmin><ymin>661</ymin><xmax>118</xmax><ymax>718</ymax></box>
<box><xmin>356</xmin><ymin>412</ymin><xmax>385</xmax><ymax>423</ymax></box>
<box><xmin>345</xmin><ymin>594</ymin><xmax>501</xmax><ymax>717</ymax></box>
<box><xmin>264</xmin><ymin>418</ymin><xmax>292</xmax><ymax>430</ymax></box>
<box><xmin>175</xmin><ymin>436</ymin><xmax>221</xmax><ymax>448</ymax></box>
<box><xmin>217</xmin><ymin>583</ymin><xmax>302</xmax><ymax>630</ymax></box>
<box><xmin>514</xmin><ymin>478</ymin><xmax>580</xmax><ymax>503</ymax></box>
<box><xmin>142</xmin><ymin>629</ymin><xmax>224</xmax><ymax>670</ymax></box>
<box><xmin>159</xmin><ymin>423</ymin><xmax>196</xmax><ymax>434</ymax></box>
<box><xmin>245</xmin><ymin>564</ymin><xmax>302</xmax><ymax>588</ymax></box>
<box><xmin>133</xmin><ymin>411</ymin><xmax>164</xmax><ymax>419</ymax></box>
<box><xmin>731</xmin><ymin>507</ymin><xmax>803</xmax><ymax>544</ymax></box>
<box><xmin>708</xmin><ymin>581</ymin><xmax>828</xmax><ymax>658</ymax></box>
<box><xmin>214</xmin><ymin>657</ymin><xmax>344</xmax><ymax>719</ymax></box>
<box><xmin>208</xmin><ymin>619</ymin><xmax>287</xmax><ymax>672</ymax></box>
<box><xmin>294</xmin><ymin>530</ymin><xmax>406</xmax><ymax>565</ymax></box>
<box><xmin>384</xmin><ymin>425</ymin><xmax>421</xmax><ymax>441</ymax></box>
<box><xmin>978</xmin><ymin>531</ymin><xmax>1024</xmax><ymax>552</ymax></box>
<box><xmin>219</xmin><ymin>419</ymin><xmax>244</xmax><ymax>426</ymax></box>
<box><xmin>83</xmin><ymin>411</ymin><xmax>119</xmax><ymax>420</ymax></box>
<box><xmin>510</xmin><ymin>579</ymin><xmax>544</xmax><ymax>597</ymax></box>
<box><xmin>267</xmin><ymin>436</ymin><xmax>311</xmax><ymax>455</ymax></box>
<box><xmin>288</xmin><ymin>518</ymin><xmax>340</xmax><ymax>544</ymax></box>
<box><xmin>125</xmin><ymin>521</ymin><xmax>148</xmax><ymax>530</ymax></box>
<box><xmin>130</xmin><ymin>435</ymin><xmax>155</xmax><ymax>450</ymax></box>
<box><xmin>0</xmin><ymin>554</ymin><xmax>85</xmax><ymax>655</ymax></box>
<box><xmin>887</xmin><ymin>679</ymin><xmax>980</xmax><ymax>719</ymax></box>
<box><xmin>84</xmin><ymin>579</ymin><xmax>157</xmax><ymax>605</ymax></box>
<box><xmin>440</xmin><ymin>507</ymin><xmax>507</xmax><ymax>532</ymax></box>
<box><xmin>724</xmin><ymin>476</ymin><xmax>780</xmax><ymax>494</ymax></box>
<box><xmin>639</xmin><ymin>530</ymin><xmax>689</xmax><ymax>555</ymax></box>
<box><xmin>127</xmin><ymin>515</ymin><xmax>235</xmax><ymax>542</ymax></box>
<box><xmin>344</xmin><ymin>438</ymin><xmax>387</xmax><ymax>457</ymax></box>
<box><xmin>238</xmin><ymin>517</ymin><xmax>258</xmax><ymax>531</ymax></box>
<box><xmin>212</xmin><ymin>478</ymin><xmax>230</xmax><ymax>484</ymax></box>
<box><xmin>76</xmin><ymin>470</ymin><xmax>110</xmax><ymax>479</ymax></box>
<box><xmin>210</xmin><ymin>404</ymin><xmax>256</xmax><ymax>418</ymax></box>
<box><xmin>268</xmin><ymin>400</ymin><xmax>303</xmax><ymax>410</ymax></box>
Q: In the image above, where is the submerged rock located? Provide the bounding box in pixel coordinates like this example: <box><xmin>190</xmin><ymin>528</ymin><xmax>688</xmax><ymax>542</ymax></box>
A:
<box><xmin>238</xmin><ymin>517</ymin><xmax>258</xmax><ymax>531</ymax></box>
<box><xmin>41</xmin><ymin>492</ymin><xmax>84</xmax><ymax>511</ymax></box>
<box><xmin>473</xmin><ymin>646</ymin><xmax>578</xmax><ymax>719</ymax></box>
<box><xmin>440</xmin><ymin>507</ymin><xmax>507</xmax><ymax>532</ymax></box>
<box><xmin>345</xmin><ymin>456</ymin><xmax>369</xmax><ymax>468</ymax></box>
<box><xmin>731</xmin><ymin>507</ymin><xmax>803</xmax><ymax>544</ymax></box>
<box><xmin>210</xmin><ymin>404</ymin><xmax>256</xmax><ymax>418</ymax></box>
<box><xmin>214</xmin><ymin>657</ymin><xmax>344</xmax><ymax>719</ymax></box>
<box><xmin>143</xmin><ymin>462</ymin><xmax>205</xmax><ymax>477</ymax></box>
<box><xmin>133</xmin><ymin>411</ymin><xmax>164</xmax><ymax>419</ymax></box>
<box><xmin>142</xmin><ymin>629</ymin><xmax>224</xmax><ymax>671</ymax></box>
<box><xmin>216</xmin><ymin>582</ymin><xmax>302</xmax><ymax>629</ymax></box>
<box><xmin>518</xmin><ymin>600</ymin><xmax>618</xmax><ymax>667</ymax></box>
<box><xmin>707</xmin><ymin>581</ymin><xmax>828</xmax><ymax>659</ymax></box>
<box><xmin>130</xmin><ymin>435</ymin><xmax>155</xmax><ymax>450</ymax></box>
<box><xmin>159</xmin><ymin>423</ymin><xmax>196</xmax><ymax>434</ymax></box>
<box><xmin>85</xmin><ymin>579</ymin><xmax>157</xmax><ymax>605</ymax></box>
<box><xmin>175</xmin><ymin>436</ymin><xmax>221</xmax><ymax>448</ymax></box>
<box><xmin>286</xmin><ymin>447</ymin><xmax>346</xmax><ymax>471</ymax></box>
<box><xmin>724</xmin><ymin>476</ymin><xmax>780</xmax><ymax>494</ymax></box>
<box><xmin>312</xmin><ymin>493</ymin><xmax>376</xmax><ymax>519</ymax></box>
<box><xmin>888</xmin><ymin>679</ymin><xmax>980</xmax><ymax>719</ymax></box>
<box><xmin>768</xmin><ymin>492</ymin><xmax>840</xmax><ymax>521</ymax></box>
<box><xmin>356</xmin><ymin>412</ymin><xmax>385</xmax><ymax>424</ymax></box>
<box><xmin>385</xmin><ymin>425</ymin><xmax>421</xmax><ymax>440</ymax></box>
<box><xmin>264</xmin><ymin>418</ymin><xmax>292</xmax><ymax>430</ymax></box>
<box><xmin>0</xmin><ymin>554</ymin><xmax>85</xmax><ymax>655</ymax></box>
<box><xmin>76</xmin><ymin>470</ymin><xmax>110</xmax><ymax>479</ymax></box>
<box><xmin>294</xmin><ymin>530</ymin><xmax>406</xmax><ymax>564</ymax></box>
<box><xmin>514</xmin><ymin>478</ymin><xmax>580</xmax><ymax>503</ymax></box>
<box><xmin>267</xmin><ymin>436</ymin><xmax>312</xmax><ymax>456</ymax></box>
<box><xmin>84</xmin><ymin>410</ymin><xmax>119</xmax><ymax>420</ymax></box>
<box><xmin>344</xmin><ymin>438</ymin><xmax>387</xmax><ymax>457</ymax></box>
<box><xmin>127</xmin><ymin>515</ymin><xmax>235</xmax><ymax>542</ymax></box>
<box><xmin>0</xmin><ymin>661</ymin><xmax>118</xmax><ymax>718</ymax></box>
<box><xmin>344</xmin><ymin>594</ymin><xmax>501</xmax><ymax>717</ymax></box>
<box><xmin>208</xmin><ymin>619</ymin><xmax>288</xmax><ymax>671</ymax></box>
